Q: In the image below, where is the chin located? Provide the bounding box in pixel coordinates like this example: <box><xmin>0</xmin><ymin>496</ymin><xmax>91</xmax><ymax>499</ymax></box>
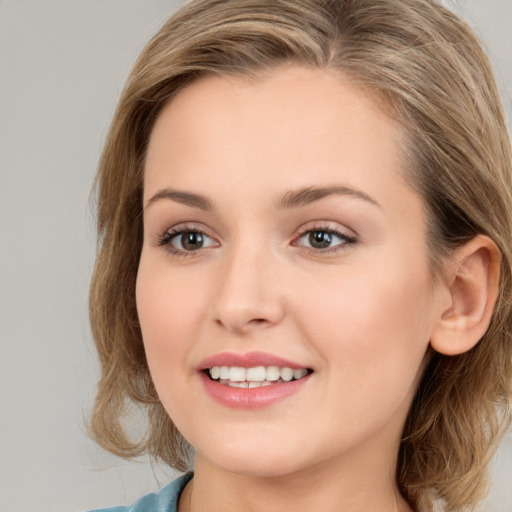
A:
<box><xmin>194</xmin><ymin>438</ymin><xmax>313</xmax><ymax>479</ymax></box>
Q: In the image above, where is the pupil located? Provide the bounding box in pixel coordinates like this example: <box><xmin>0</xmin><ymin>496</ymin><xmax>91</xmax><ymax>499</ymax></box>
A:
<box><xmin>309</xmin><ymin>231</ymin><xmax>332</xmax><ymax>248</ymax></box>
<box><xmin>182</xmin><ymin>232</ymin><xmax>203</xmax><ymax>250</ymax></box>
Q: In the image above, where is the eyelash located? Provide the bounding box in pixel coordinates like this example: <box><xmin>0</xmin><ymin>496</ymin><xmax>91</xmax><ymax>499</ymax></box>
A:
<box><xmin>293</xmin><ymin>225</ymin><xmax>357</xmax><ymax>255</ymax></box>
<box><xmin>155</xmin><ymin>225</ymin><xmax>216</xmax><ymax>258</ymax></box>
<box><xmin>155</xmin><ymin>223</ymin><xmax>357</xmax><ymax>258</ymax></box>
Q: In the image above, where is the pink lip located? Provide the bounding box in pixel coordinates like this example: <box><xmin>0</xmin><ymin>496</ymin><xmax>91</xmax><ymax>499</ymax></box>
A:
<box><xmin>197</xmin><ymin>351</ymin><xmax>312</xmax><ymax>410</ymax></box>
<box><xmin>199</xmin><ymin>372</ymin><xmax>311</xmax><ymax>410</ymax></box>
<box><xmin>197</xmin><ymin>351</ymin><xmax>307</xmax><ymax>370</ymax></box>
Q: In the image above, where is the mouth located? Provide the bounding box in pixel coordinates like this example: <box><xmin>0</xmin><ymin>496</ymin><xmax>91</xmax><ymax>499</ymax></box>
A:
<box><xmin>204</xmin><ymin>365</ymin><xmax>313</xmax><ymax>388</ymax></box>
<box><xmin>198</xmin><ymin>352</ymin><xmax>314</xmax><ymax>408</ymax></box>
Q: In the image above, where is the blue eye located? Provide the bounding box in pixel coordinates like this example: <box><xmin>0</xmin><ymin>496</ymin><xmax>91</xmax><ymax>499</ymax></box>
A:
<box><xmin>297</xmin><ymin>229</ymin><xmax>356</xmax><ymax>251</ymax></box>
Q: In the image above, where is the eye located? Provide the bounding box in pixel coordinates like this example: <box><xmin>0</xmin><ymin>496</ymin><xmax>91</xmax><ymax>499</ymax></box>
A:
<box><xmin>295</xmin><ymin>228</ymin><xmax>356</xmax><ymax>251</ymax></box>
<box><xmin>158</xmin><ymin>228</ymin><xmax>218</xmax><ymax>254</ymax></box>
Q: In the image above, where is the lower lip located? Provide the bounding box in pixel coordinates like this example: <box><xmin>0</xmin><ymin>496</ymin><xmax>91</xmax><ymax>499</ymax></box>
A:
<box><xmin>199</xmin><ymin>372</ymin><xmax>311</xmax><ymax>410</ymax></box>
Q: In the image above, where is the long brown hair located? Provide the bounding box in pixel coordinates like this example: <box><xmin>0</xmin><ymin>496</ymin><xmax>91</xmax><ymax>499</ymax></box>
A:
<box><xmin>89</xmin><ymin>1</ymin><xmax>512</xmax><ymax>510</ymax></box>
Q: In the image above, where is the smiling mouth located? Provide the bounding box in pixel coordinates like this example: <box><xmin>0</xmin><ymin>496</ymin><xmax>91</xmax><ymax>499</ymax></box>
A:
<box><xmin>205</xmin><ymin>365</ymin><xmax>313</xmax><ymax>388</ymax></box>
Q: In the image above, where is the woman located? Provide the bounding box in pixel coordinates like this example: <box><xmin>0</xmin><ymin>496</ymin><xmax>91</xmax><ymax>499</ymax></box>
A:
<box><xmin>88</xmin><ymin>0</ymin><xmax>512</xmax><ymax>510</ymax></box>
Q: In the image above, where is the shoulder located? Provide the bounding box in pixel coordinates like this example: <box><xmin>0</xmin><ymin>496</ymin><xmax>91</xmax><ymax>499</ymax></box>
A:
<box><xmin>87</xmin><ymin>472</ymin><xmax>193</xmax><ymax>512</ymax></box>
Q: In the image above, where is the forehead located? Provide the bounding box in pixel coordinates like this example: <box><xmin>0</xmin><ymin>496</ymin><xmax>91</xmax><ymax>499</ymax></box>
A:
<box><xmin>149</xmin><ymin>67</ymin><xmax>401</xmax><ymax>152</ymax></box>
<box><xmin>144</xmin><ymin>66</ymin><xmax>418</xmax><ymax>218</ymax></box>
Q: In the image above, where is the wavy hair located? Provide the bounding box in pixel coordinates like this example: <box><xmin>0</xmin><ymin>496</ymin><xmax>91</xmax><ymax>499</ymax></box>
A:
<box><xmin>89</xmin><ymin>1</ymin><xmax>512</xmax><ymax>510</ymax></box>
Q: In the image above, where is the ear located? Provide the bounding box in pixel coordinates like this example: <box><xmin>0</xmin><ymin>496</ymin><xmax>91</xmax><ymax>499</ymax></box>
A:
<box><xmin>430</xmin><ymin>235</ymin><xmax>500</xmax><ymax>356</ymax></box>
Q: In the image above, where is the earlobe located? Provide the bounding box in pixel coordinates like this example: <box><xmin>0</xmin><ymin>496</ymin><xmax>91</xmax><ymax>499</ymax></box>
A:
<box><xmin>430</xmin><ymin>235</ymin><xmax>500</xmax><ymax>356</ymax></box>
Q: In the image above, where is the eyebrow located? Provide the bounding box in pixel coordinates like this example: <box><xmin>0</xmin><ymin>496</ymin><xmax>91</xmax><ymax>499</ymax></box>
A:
<box><xmin>144</xmin><ymin>184</ymin><xmax>380</xmax><ymax>212</ymax></box>
<box><xmin>280</xmin><ymin>185</ymin><xmax>381</xmax><ymax>209</ymax></box>
<box><xmin>145</xmin><ymin>188</ymin><xmax>213</xmax><ymax>211</ymax></box>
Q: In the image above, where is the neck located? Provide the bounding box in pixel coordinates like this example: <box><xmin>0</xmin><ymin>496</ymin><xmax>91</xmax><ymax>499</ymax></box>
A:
<box><xmin>179</xmin><ymin>444</ymin><xmax>413</xmax><ymax>512</ymax></box>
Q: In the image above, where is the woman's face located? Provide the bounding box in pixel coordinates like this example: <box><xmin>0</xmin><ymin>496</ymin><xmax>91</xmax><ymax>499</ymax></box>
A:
<box><xmin>137</xmin><ymin>66</ymin><xmax>444</xmax><ymax>478</ymax></box>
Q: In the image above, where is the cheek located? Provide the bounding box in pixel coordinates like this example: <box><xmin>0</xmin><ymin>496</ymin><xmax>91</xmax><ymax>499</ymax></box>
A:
<box><xmin>135</xmin><ymin>259</ymin><xmax>214</xmax><ymax>431</ymax></box>
<box><xmin>296</xmin><ymin>258</ymin><xmax>434</xmax><ymax>398</ymax></box>
<box><xmin>135</xmin><ymin>259</ymin><xmax>205</xmax><ymax>381</ymax></box>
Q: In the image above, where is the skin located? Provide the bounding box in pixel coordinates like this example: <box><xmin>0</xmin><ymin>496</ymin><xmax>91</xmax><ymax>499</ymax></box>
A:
<box><xmin>136</xmin><ymin>65</ymin><xmax>451</xmax><ymax>512</ymax></box>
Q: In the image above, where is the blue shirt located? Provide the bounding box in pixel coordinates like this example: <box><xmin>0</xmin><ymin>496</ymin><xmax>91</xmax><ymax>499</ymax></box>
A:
<box><xmin>87</xmin><ymin>472</ymin><xmax>193</xmax><ymax>512</ymax></box>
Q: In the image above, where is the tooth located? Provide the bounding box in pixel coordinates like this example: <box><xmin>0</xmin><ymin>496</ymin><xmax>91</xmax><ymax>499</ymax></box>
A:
<box><xmin>246</xmin><ymin>366</ymin><xmax>266</xmax><ymax>381</ymax></box>
<box><xmin>293</xmin><ymin>368</ymin><xmax>307</xmax><ymax>380</ymax></box>
<box><xmin>266</xmin><ymin>366</ymin><xmax>280</xmax><ymax>381</ymax></box>
<box><xmin>227</xmin><ymin>381</ymin><xmax>249</xmax><ymax>388</ymax></box>
<box><xmin>229</xmin><ymin>367</ymin><xmax>246</xmax><ymax>381</ymax></box>
<box><xmin>281</xmin><ymin>367</ymin><xmax>294</xmax><ymax>381</ymax></box>
<box><xmin>214</xmin><ymin>365</ymin><xmax>308</xmax><ymax>385</ymax></box>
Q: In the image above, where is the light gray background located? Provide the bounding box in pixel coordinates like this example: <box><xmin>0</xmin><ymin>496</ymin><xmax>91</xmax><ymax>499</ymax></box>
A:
<box><xmin>1</xmin><ymin>1</ymin><xmax>511</xmax><ymax>511</ymax></box>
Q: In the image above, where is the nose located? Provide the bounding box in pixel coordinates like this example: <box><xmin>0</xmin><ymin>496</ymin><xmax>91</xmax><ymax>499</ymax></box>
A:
<box><xmin>211</xmin><ymin>241</ymin><xmax>286</xmax><ymax>334</ymax></box>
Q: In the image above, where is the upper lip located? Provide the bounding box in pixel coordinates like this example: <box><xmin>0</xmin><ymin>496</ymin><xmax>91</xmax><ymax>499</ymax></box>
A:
<box><xmin>197</xmin><ymin>351</ymin><xmax>309</xmax><ymax>371</ymax></box>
